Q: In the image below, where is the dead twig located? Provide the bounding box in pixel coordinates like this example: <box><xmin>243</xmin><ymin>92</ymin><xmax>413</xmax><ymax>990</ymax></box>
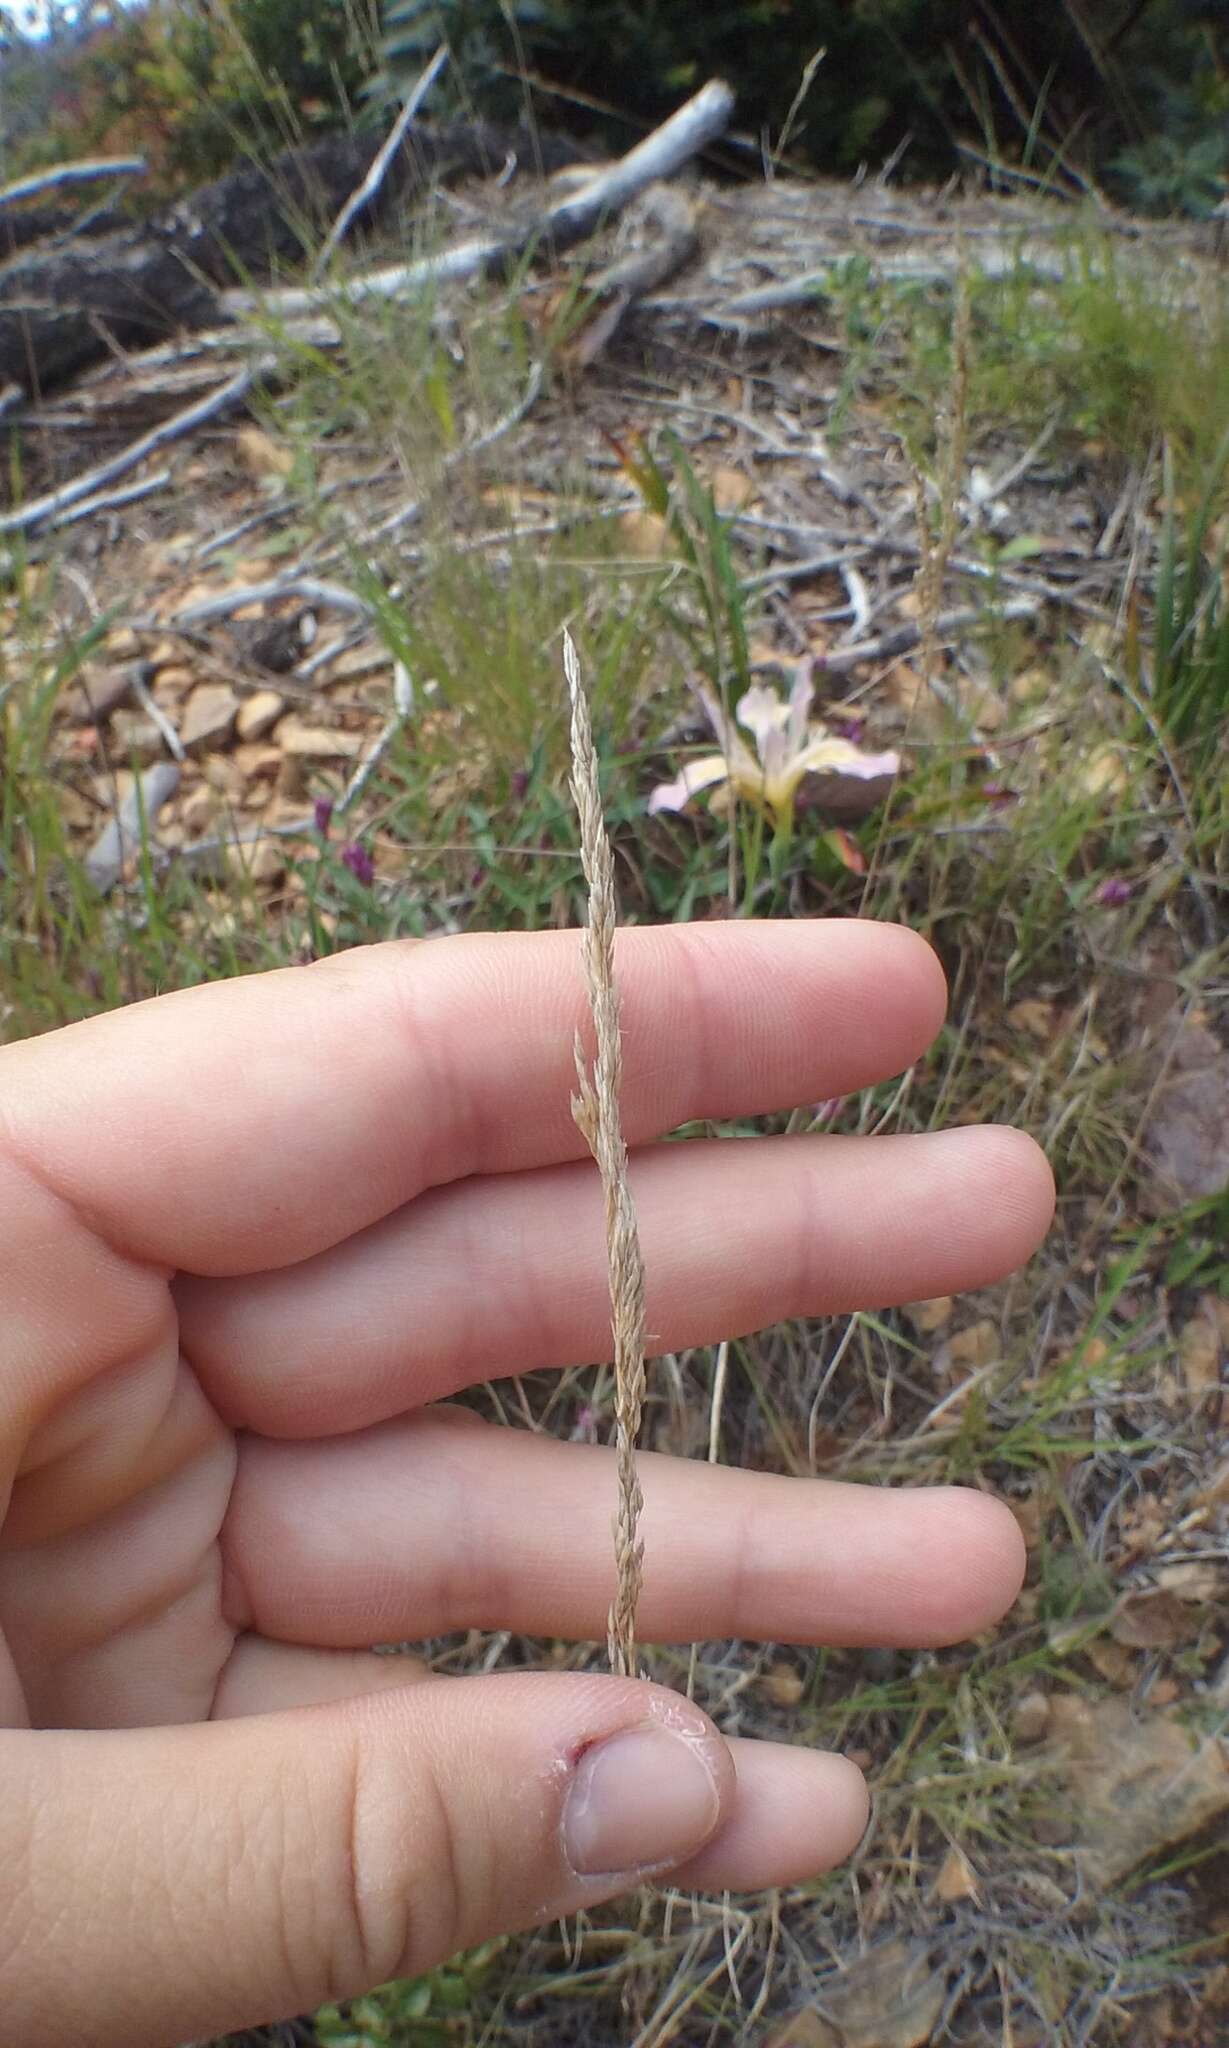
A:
<box><xmin>130</xmin><ymin>667</ymin><xmax>185</xmax><ymax>762</ymax></box>
<box><xmin>571</xmin><ymin>185</ymin><xmax>700</xmax><ymax>368</ymax></box>
<box><xmin>819</xmin><ymin>598</ymin><xmax>1039</xmax><ymax>677</ymax></box>
<box><xmin>0</xmin><ymin>156</ymin><xmax>147</xmax><ymax>209</ymax></box>
<box><xmin>0</xmin><ymin>363</ymin><xmax>269</xmax><ymax>539</ymax></box>
<box><xmin>171</xmin><ymin>576</ymin><xmax>371</xmax><ymax>629</ymax></box>
<box><xmin>40</xmin><ymin>468</ymin><xmax>172</xmax><ymax>535</ymax></box>
<box><xmin>312</xmin><ymin>44</ymin><xmax>449</xmax><ymax>276</ymax></box>
<box><xmin>337</xmin><ymin>660</ymin><xmax>414</xmax><ymax>812</ymax></box>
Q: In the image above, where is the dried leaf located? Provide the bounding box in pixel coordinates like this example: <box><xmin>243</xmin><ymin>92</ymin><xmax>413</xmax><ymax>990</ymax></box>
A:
<box><xmin>710</xmin><ymin>463</ymin><xmax>756</xmax><ymax>512</ymax></box>
<box><xmin>1049</xmin><ymin>1693</ymin><xmax>1229</xmax><ymax>1884</ymax></box>
<box><xmin>1110</xmin><ymin>1588</ymin><xmax>1197</xmax><ymax>1648</ymax></box>
<box><xmin>933</xmin><ymin>1843</ymin><xmax>979</xmax><ymax>1902</ymax></box>
<box><xmin>764</xmin><ymin>2014</ymin><xmax>839</xmax><ymax>2048</ymax></box>
<box><xmin>761</xmin><ymin>1662</ymin><xmax>805</xmax><ymax>1708</ymax></box>
<box><xmin>902</xmin><ymin>1296</ymin><xmax>954</xmax><ymax>1335</ymax></box>
<box><xmin>1143</xmin><ymin>1020</ymin><xmax>1229</xmax><ymax>1210</ymax></box>
<box><xmin>235</xmin><ymin>423</ymin><xmax>294</xmax><ymax>479</ymax></box>
<box><xmin>816</xmin><ymin>1938</ymin><xmax>948</xmax><ymax>2048</ymax></box>
<box><xmin>1154</xmin><ymin>1561</ymin><xmax>1222</xmax><ymax>1603</ymax></box>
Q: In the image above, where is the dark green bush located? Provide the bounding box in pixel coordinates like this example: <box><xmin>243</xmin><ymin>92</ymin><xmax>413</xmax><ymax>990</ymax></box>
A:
<box><xmin>377</xmin><ymin>0</ymin><xmax>1229</xmax><ymax>209</ymax></box>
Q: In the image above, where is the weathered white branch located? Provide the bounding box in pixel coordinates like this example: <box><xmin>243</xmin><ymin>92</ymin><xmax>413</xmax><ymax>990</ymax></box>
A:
<box><xmin>0</xmin><ymin>157</ymin><xmax>147</xmax><ymax>209</ymax></box>
<box><xmin>172</xmin><ymin>576</ymin><xmax>371</xmax><ymax>629</ymax></box>
<box><xmin>42</xmin><ymin>469</ymin><xmax>171</xmax><ymax>535</ymax></box>
<box><xmin>0</xmin><ymin>363</ymin><xmax>268</xmax><ymax>538</ymax></box>
<box><xmin>229</xmin><ymin>78</ymin><xmax>735</xmax><ymax>322</ymax></box>
<box><xmin>312</xmin><ymin>44</ymin><xmax>449</xmax><ymax>276</ymax></box>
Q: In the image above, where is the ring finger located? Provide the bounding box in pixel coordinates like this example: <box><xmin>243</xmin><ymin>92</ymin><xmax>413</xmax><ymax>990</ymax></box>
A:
<box><xmin>222</xmin><ymin>1410</ymin><xmax>1026</xmax><ymax>1650</ymax></box>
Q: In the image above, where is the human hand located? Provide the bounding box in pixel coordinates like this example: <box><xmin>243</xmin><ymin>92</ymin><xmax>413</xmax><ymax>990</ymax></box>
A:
<box><xmin>0</xmin><ymin>921</ymin><xmax>1053</xmax><ymax>2046</ymax></box>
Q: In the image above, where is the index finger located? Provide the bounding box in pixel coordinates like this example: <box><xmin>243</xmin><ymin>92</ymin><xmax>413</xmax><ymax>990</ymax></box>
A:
<box><xmin>0</xmin><ymin>921</ymin><xmax>945</xmax><ymax>1275</ymax></box>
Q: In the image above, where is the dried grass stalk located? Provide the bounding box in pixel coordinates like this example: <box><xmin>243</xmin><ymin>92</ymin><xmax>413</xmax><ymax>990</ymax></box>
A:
<box><xmin>563</xmin><ymin>627</ymin><xmax>649</xmax><ymax>1679</ymax></box>
<box><xmin>913</xmin><ymin>247</ymin><xmax>971</xmax><ymax>691</ymax></box>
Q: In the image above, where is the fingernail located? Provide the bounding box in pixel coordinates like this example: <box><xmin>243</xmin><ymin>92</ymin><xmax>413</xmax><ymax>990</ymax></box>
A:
<box><xmin>563</xmin><ymin>1726</ymin><xmax>722</xmax><ymax>1877</ymax></box>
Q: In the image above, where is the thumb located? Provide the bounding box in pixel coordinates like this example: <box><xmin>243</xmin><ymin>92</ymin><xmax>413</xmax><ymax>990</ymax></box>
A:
<box><xmin>1</xmin><ymin>1671</ymin><xmax>867</xmax><ymax>2047</ymax></box>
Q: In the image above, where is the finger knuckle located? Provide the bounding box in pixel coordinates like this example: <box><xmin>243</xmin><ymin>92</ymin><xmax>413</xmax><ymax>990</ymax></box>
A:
<box><xmin>329</xmin><ymin>1719</ymin><xmax>464</xmax><ymax>2000</ymax></box>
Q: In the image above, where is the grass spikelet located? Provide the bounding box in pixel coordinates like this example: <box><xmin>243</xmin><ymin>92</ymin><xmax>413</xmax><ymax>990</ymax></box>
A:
<box><xmin>562</xmin><ymin>625</ymin><xmax>648</xmax><ymax>1679</ymax></box>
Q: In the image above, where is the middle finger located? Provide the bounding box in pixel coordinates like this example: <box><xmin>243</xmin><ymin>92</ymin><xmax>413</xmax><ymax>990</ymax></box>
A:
<box><xmin>180</xmin><ymin>1127</ymin><xmax>1052</xmax><ymax>1436</ymax></box>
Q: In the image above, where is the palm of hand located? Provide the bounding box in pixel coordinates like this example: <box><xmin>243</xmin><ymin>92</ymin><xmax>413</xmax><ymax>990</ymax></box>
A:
<box><xmin>0</xmin><ymin>925</ymin><xmax>1051</xmax><ymax>2046</ymax></box>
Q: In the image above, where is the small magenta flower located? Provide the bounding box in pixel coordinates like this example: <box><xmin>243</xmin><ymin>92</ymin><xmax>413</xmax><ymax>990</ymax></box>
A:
<box><xmin>1095</xmin><ymin>875</ymin><xmax>1133</xmax><ymax>907</ymax></box>
<box><xmin>571</xmin><ymin>1403</ymin><xmax>599</xmax><ymax>1442</ymax></box>
<box><xmin>981</xmin><ymin>782</ymin><xmax>1018</xmax><ymax>809</ymax></box>
<box><xmin>340</xmin><ymin>840</ymin><xmax>374</xmax><ymax>886</ymax></box>
<box><xmin>313</xmin><ymin>797</ymin><xmax>334</xmax><ymax>835</ymax></box>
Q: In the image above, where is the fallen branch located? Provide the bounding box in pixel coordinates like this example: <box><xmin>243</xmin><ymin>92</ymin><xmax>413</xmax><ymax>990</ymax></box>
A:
<box><xmin>0</xmin><ymin>119</ymin><xmax>587</xmax><ymax>396</ymax></box>
<box><xmin>816</xmin><ymin>598</ymin><xmax>1040</xmax><ymax>677</ymax></box>
<box><xmin>43</xmin><ymin>467</ymin><xmax>172</xmax><ymax>534</ymax></box>
<box><xmin>172</xmin><ymin>575</ymin><xmax>372</xmax><ymax>629</ymax></box>
<box><xmin>0</xmin><ymin>363</ymin><xmax>267</xmax><ymax>539</ymax></box>
<box><xmin>571</xmin><ymin>184</ymin><xmax>699</xmax><ymax>368</ymax></box>
<box><xmin>0</xmin><ymin>157</ymin><xmax>147</xmax><ymax>210</ymax></box>
<box><xmin>230</xmin><ymin>78</ymin><xmax>735</xmax><ymax>322</ymax></box>
<box><xmin>312</xmin><ymin>44</ymin><xmax>449</xmax><ymax>276</ymax></box>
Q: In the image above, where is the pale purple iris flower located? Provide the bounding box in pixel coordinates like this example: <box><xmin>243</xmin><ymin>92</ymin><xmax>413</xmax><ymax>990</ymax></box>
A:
<box><xmin>648</xmin><ymin>666</ymin><xmax>898</xmax><ymax>838</ymax></box>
